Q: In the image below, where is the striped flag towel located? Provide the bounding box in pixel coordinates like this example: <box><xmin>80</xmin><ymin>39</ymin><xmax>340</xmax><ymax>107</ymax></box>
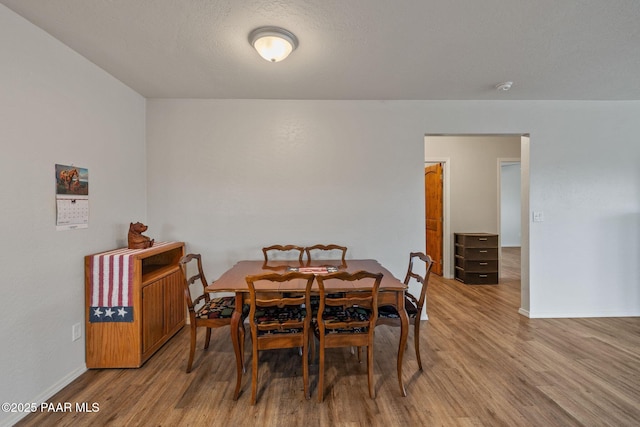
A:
<box><xmin>89</xmin><ymin>242</ymin><xmax>172</xmax><ymax>323</ymax></box>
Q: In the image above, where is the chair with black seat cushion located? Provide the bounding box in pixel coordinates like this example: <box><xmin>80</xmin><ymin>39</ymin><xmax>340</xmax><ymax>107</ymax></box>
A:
<box><xmin>314</xmin><ymin>270</ymin><xmax>382</xmax><ymax>402</ymax></box>
<box><xmin>245</xmin><ymin>272</ymin><xmax>315</xmax><ymax>404</ymax></box>
<box><xmin>179</xmin><ymin>253</ymin><xmax>248</xmax><ymax>373</ymax></box>
<box><xmin>376</xmin><ymin>252</ymin><xmax>433</xmax><ymax>370</ymax></box>
<box><xmin>304</xmin><ymin>244</ymin><xmax>347</xmax><ymax>268</ymax></box>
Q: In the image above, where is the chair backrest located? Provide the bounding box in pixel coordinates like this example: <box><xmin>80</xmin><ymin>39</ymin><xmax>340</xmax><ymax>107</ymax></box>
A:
<box><xmin>245</xmin><ymin>272</ymin><xmax>315</xmax><ymax>335</ymax></box>
<box><xmin>262</xmin><ymin>245</ymin><xmax>305</xmax><ymax>264</ymax></box>
<box><xmin>179</xmin><ymin>253</ymin><xmax>209</xmax><ymax>313</ymax></box>
<box><xmin>403</xmin><ymin>252</ymin><xmax>434</xmax><ymax>313</ymax></box>
<box><xmin>305</xmin><ymin>244</ymin><xmax>347</xmax><ymax>265</ymax></box>
<box><xmin>315</xmin><ymin>271</ymin><xmax>382</xmax><ymax>334</ymax></box>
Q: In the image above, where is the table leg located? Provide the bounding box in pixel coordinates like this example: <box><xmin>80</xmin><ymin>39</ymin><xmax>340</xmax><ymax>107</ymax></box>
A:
<box><xmin>231</xmin><ymin>293</ymin><xmax>243</xmax><ymax>400</ymax></box>
<box><xmin>397</xmin><ymin>292</ymin><xmax>408</xmax><ymax>397</ymax></box>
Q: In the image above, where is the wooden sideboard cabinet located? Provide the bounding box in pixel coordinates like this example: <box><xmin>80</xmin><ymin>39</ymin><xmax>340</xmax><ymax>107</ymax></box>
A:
<box><xmin>454</xmin><ymin>233</ymin><xmax>499</xmax><ymax>285</ymax></box>
<box><xmin>85</xmin><ymin>241</ymin><xmax>185</xmax><ymax>368</ymax></box>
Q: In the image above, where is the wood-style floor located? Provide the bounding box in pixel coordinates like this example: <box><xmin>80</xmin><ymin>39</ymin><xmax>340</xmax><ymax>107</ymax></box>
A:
<box><xmin>16</xmin><ymin>248</ymin><xmax>640</xmax><ymax>426</ymax></box>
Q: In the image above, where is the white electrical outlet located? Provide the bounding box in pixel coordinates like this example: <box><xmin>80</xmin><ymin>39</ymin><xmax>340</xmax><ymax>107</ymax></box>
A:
<box><xmin>72</xmin><ymin>323</ymin><xmax>81</xmax><ymax>341</ymax></box>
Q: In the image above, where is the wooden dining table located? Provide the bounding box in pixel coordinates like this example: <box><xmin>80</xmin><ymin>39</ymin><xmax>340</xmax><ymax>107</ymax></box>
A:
<box><xmin>205</xmin><ymin>258</ymin><xmax>410</xmax><ymax>399</ymax></box>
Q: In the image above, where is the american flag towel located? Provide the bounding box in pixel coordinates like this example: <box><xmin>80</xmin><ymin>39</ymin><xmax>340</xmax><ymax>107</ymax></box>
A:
<box><xmin>89</xmin><ymin>242</ymin><xmax>172</xmax><ymax>323</ymax></box>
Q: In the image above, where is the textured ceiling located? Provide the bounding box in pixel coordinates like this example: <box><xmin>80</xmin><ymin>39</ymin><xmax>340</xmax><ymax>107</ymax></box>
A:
<box><xmin>2</xmin><ymin>0</ymin><xmax>640</xmax><ymax>100</ymax></box>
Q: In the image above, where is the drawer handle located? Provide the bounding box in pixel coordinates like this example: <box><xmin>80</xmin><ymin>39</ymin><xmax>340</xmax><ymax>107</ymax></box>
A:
<box><xmin>479</xmin><ymin>250</ymin><xmax>488</xmax><ymax>253</ymax></box>
<box><xmin>479</xmin><ymin>262</ymin><xmax>488</xmax><ymax>265</ymax></box>
<box><xmin>478</xmin><ymin>238</ymin><xmax>488</xmax><ymax>241</ymax></box>
<box><xmin>479</xmin><ymin>274</ymin><xmax>488</xmax><ymax>278</ymax></box>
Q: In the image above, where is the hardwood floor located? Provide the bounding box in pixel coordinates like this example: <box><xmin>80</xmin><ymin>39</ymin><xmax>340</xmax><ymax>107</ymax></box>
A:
<box><xmin>16</xmin><ymin>248</ymin><xmax>640</xmax><ymax>426</ymax></box>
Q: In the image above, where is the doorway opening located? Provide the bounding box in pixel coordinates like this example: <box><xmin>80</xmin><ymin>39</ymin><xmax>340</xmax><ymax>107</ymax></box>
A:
<box><xmin>424</xmin><ymin>134</ymin><xmax>530</xmax><ymax>316</ymax></box>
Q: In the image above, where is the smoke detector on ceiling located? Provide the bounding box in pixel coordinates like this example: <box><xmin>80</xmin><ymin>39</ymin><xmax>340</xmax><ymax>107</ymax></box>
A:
<box><xmin>495</xmin><ymin>81</ymin><xmax>513</xmax><ymax>91</ymax></box>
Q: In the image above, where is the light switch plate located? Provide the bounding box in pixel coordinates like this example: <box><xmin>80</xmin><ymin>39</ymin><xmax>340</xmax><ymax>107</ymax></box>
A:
<box><xmin>532</xmin><ymin>211</ymin><xmax>544</xmax><ymax>222</ymax></box>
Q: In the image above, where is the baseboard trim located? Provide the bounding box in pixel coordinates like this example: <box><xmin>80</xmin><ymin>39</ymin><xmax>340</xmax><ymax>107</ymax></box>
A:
<box><xmin>526</xmin><ymin>311</ymin><xmax>640</xmax><ymax>319</ymax></box>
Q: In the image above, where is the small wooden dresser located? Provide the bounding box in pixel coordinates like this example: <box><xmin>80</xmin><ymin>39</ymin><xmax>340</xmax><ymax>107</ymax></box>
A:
<box><xmin>454</xmin><ymin>233</ymin><xmax>499</xmax><ymax>284</ymax></box>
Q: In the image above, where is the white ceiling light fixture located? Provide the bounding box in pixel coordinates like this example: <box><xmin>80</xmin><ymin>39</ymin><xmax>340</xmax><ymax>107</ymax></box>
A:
<box><xmin>249</xmin><ymin>26</ymin><xmax>298</xmax><ymax>62</ymax></box>
<box><xmin>495</xmin><ymin>81</ymin><xmax>513</xmax><ymax>91</ymax></box>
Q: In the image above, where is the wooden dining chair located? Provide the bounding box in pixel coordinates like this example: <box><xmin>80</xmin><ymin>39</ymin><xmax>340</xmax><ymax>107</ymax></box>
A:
<box><xmin>376</xmin><ymin>252</ymin><xmax>433</xmax><ymax>370</ymax></box>
<box><xmin>179</xmin><ymin>253</ymin><xmax>248</xmax><ymax>373</ymax></box>
<box><xmin>262</xmin><ymin>245</ymin><xmax>305</xmax><ymax>270</ymax></box>
<box><xmin>245</xmin><ymin>272</ymin><xmax>315</xmax><ymax>404</ymax></box>
<box><xmin>305</xmin><ymin>244</ymin><xmax>347</xmax><ymax>267</ymax></box>
<box><xmin>314</xmin><ymin>270</ymin><xmax>382</xmax><ymax>402</ymax></box>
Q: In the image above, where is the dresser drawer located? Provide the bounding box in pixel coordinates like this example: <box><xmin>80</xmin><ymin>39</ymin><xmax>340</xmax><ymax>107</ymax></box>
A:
<box><xmin>455</xmin><ymin>258</ymin><xmax>498</xmax><ymax>272</ymax></box>
<box><xmin>454</xmin><ymin>233</ymin><xmax>498</xmax><ymax>248</ymax></box>
<box><xmin>455</xmin><ymin>246</ymin><xmax>498</xmax><ymax>260</ymax></box>
<box><xmin>454</xmin><ymin>270</ymin><xmax>498</xmax><ymax>285</ymax></box>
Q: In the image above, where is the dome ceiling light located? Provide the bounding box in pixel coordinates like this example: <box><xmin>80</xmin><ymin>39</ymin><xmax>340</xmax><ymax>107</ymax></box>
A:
<box><xmin>249</xmin><ymin>26</ymin><xmax>298</xmax><ymax>62</ymax></box>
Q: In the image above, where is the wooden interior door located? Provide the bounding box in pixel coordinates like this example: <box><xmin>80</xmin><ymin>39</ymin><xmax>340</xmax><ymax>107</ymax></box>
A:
<box><xmin>425</xmin><ymin>163</ymin><xmax>443</xmax><ymax>275</ymax></box>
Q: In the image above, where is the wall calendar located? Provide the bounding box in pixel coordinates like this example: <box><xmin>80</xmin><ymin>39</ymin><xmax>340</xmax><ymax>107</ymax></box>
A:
<box><xmin>55</xmin><ymin>164</ymin><xmax>89</xmax><ymax>231</ymax></box>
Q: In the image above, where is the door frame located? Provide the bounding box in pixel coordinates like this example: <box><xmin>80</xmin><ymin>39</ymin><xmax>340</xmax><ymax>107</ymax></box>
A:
<box><xmin>497</xmin><ymin>157</ymin><xmax>521</xmax><ymax>279</ymax></box>
<box><xmin>425</xmin><ymin>134</ymin><xmax>531</xmax><ymax>317</ymax></box>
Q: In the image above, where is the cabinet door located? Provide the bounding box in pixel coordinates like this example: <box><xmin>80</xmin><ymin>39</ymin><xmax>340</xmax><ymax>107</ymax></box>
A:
<box><xmin>142</xmin><ymin>279</ymin><xmax>164</xmax><ymax>354</ymax></box>
<box><xmin>164</xmin><ymin>270</ymin><xmax>185</xmax><ymax>334</ymax></box>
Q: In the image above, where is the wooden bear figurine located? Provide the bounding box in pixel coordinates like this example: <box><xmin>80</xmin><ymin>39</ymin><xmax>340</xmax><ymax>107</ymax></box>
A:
<box><xmin>128</xmin><ymin>222</ymin><xmax>155</xmax><ymax>249</ymax></box>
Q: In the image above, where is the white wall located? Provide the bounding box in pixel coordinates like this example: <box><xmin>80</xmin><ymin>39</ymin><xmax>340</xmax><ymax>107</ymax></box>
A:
<box><xmin>146</xmin><ymin>100</ymin><xmax>424</xmax><ymax>280</ymax></box>
<box><xmin>501</xmin><ymin>163</ymin><xmax>522</xmax><ymax>246</ymax></box>
<box><xmin>147</xmin><ymin>100</ymin><xmax>640</xmax><ymax>320</ymax></box>
<box><xmin>0</xmin><ymin>6</ymin><xmax>146</xmax><ymax>426</ymax></box>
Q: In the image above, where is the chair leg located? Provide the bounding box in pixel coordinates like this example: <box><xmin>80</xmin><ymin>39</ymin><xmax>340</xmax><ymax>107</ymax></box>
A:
<box><xmin>318</xmin><ymin>337</ymin><xmax>325</xmax><ymax>402</ymax></box>
<box><xmin>251</xmin><ymin>339</ymin><xmax>259</xmax><ymax>405</ymax></box>
<box><xmin>186</xmin><ymin>325</ymin><xmax>197</xmax><ymax>373</ymax></box>
<box><xmin>204</xmin><ymin>327</ymin><xmax>212</xmax><ymax>349</ymax></box>
<box><xmin>367</xmin><ymin>343</ymin><xmax>375</xmax><ymax>398</ymax></box>
<box><xmin>413</xmin><ymin>320</ymin><xmax>423</xmax><ymax>371</ymax></box>
<box><xmin>303</xmin><ymin>336</ymin><xmax>310</xmax><ymax>400</ymax></box>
